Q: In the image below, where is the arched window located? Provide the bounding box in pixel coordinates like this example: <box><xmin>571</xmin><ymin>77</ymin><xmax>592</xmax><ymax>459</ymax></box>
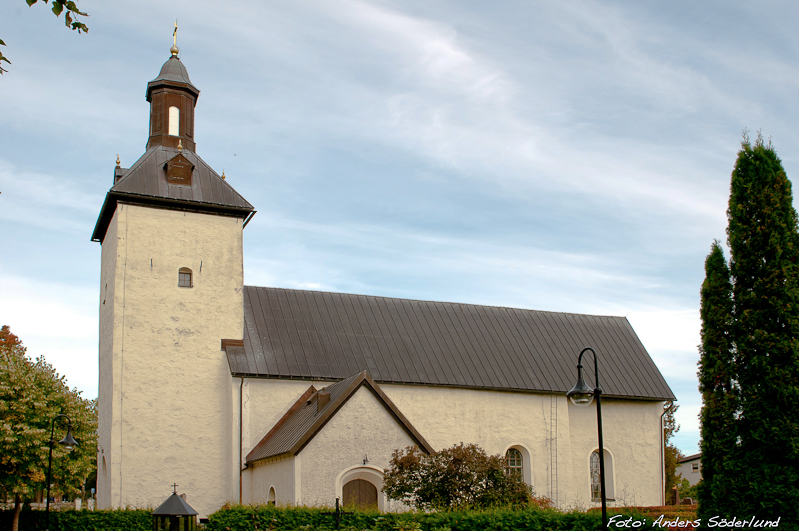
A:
<box><xmin>267</xmin><ymin>486</ymin><xmax>275</xmax><ymax>506</ymax></box>
<box><xmin>590</xmin><ymin>451</ymin><xmax>601</xmax><ymax>500</ymax></box>
<box><xmin>590</xmin><ymin>450</ymin><xmax>615</xmax><ymax>501</ymax></box>
<box><xmin>178</xmin><ymin>267</ymin><xmax>192</xmax><ymax>288</ymax></box>
<box><xmin>505</xmin><ymin>448</ymin><xmax>523</xmax><ymax>478</ymax></box>
<box><xmin>168</xmin><ymin>106</ymin><xmax>180</xmax><ymax>136</ymax></box>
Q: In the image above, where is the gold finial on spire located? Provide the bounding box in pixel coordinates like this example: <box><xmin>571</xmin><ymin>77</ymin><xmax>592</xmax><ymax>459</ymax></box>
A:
<box><xmin>116</xmin><ymin>154</ymin><xmax>120</xmax><ymax>168</ymax></box>
<box><xmin>170</xmin><ymin>19</ymin><xmax>179</xmax><ymax>57</ymax></box>
<box><xmin>221</xmin><ymin>170</ymin><xmax>226</xmax><ymax>180</ymax></box>
<box><xmin>177</xmin><ymin>139</ymin><xmax>183</xmax><ymax>152</ymax></box>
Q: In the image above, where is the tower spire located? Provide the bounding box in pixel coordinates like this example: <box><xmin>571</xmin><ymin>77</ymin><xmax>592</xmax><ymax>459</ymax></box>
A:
<box><xmin>170</xmin><ymin>19</ymin><xmax>179</xmax><ymax>57</ymax></box>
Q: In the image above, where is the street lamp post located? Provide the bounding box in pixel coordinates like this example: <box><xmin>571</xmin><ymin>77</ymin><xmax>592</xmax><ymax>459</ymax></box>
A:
<box><xmin>46</xmin><ymin>414</ymin><xmax>78</xmax><ymax>531</ymax></box>
<box><xmin>566</xmin><ymin>347</ymin><xmax>607</xmax><ymax>529</ymax></box>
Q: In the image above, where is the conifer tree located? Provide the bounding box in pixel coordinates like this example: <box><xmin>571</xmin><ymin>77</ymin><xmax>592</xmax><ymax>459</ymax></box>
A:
<box><xmin>726</xmin><ymin>132</ymin><xmax>799</xmax><ymax>519</ymax></box>
<box><xmin>697</xmin><ymin>240</ymin><xmax>735</xmax><ymax>519</ymax></box>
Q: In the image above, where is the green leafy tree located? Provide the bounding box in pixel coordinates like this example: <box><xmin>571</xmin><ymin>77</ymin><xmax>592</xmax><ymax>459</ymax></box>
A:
<box><xmin>382</xmin><ymin>443</ymin><xmax>534</xmax><ymax>510</ymax></box>
<box><xmin>662</xmin><ymin>402</ymin><xmax>683</xmax><ymax>504</ymax></box>
<box><xmin>1</xmin><ymin>0</ymin><xmax>89</xmax><ymax>74</ymax></box>
<box><xmin>697</xmin><ymin>241</ymin><xmax>736</xmax><ymax>519</ymax></box>
<box><xmin>0</xmin><ymin>325</ymin><xmax>97</xmax><ymax>531</ymax></box>
<box><xmin>677</xmin><ymin>477</ymin><xmax>699</xmax><ymax>503</ymax></box>
<box><xmin>726</xmin><ymin>132</ymin><xmax>799</xmax><ymax>519</ymax></box>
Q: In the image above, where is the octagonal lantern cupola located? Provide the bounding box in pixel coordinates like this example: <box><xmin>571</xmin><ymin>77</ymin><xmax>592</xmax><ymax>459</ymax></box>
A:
<box><xmin>146</xmin><ymin>46</ymin><xmax>201</xmax><ymax>152</ymax></box>
<box><xmin>152</xmin><ymin>485</ymin><xmax>199</xmax><ymax>531</ymax></box>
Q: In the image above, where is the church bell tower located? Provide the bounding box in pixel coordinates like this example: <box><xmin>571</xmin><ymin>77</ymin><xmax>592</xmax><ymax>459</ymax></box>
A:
<box><xmin>92</xmin><ymin>39</ymin><xmax>255</xmax><ymax>517</ymax></box>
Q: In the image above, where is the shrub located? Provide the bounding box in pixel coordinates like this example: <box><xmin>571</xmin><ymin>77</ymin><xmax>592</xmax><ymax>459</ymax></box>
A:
<box><xmin>0</xmin><ymin>508</ymin><xmax>151</xmax><ymax>531</ymax></box>
<box><xmin>382</xmin><ymin>443</ymin><xmax>533</xmax><ymax>510</ymax></box>
<box><xmin>205</xmin><ymin>504</ymin><xmax>607</xmax><ymax>531</ymax></box>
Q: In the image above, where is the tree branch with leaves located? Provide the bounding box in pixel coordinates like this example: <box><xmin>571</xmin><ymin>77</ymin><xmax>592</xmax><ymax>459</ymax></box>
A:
<box><xmin>1</xmin><ymin>0</ymin><xmax>88</xmax><ymax>75</ymax></box>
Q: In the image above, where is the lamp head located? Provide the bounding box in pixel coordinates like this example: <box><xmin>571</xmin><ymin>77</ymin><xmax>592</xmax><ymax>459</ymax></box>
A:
<box><xmin>58</xmin><ymin>425</ymin><xmax>78</xmax><ymax>451</ymax></box>
<box><xmin>567</xmin><ymin>371</ymin><xmax>595</xmax><ymax>407</ymax></box>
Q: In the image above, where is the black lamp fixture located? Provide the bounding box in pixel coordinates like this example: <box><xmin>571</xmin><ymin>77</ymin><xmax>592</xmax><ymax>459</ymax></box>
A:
<box><xmin>46</xmin><ymin>414</ymin><xmax>78</xmax><ymax>531</ymax></box>
<box><xmin>566</xmin><ymin>347</ymin><xmax>607</xmax><ymax>529</ymax></box>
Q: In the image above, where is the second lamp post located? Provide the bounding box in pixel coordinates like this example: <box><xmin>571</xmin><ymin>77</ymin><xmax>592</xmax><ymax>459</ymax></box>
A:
<box><xmin>566</xmin><ymin>346</ymin><xmax>607</xmax><ymax>529</ymax></box>
<box><xmin>46</xmin><ymin>414</ymin><xmax>78</xmax><ymax>531</ymax></box>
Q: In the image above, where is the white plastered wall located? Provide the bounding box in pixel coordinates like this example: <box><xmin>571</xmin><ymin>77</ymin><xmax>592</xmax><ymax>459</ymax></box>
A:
<box><xmin>98</xmin><ymin>203</ymin><xmax>244</xmax><ymax>517</ymax></box>
<box><xmin>299</xmin><ymin>387</ymin><xmax>416</xmax><ymax>509</ymax></box>
<box><xmin>247</xmin><ymin>455</ymin><xmax>295</xmax><ymax>506</ymax></box>
<box><xmin>363</xmin><ymin>385</ymin><xmax>663</xmax><ymax>509</ymax></box>
<box><xmin>242</xmin><ymin>384</ymin><xmax>416</xmax><ymax>509</ymax></box>
<box><xmin>97</xmin><ymin>211</ymin><xmax>120</xmax><ymax>510</ymax></box>
<box><xmin>563</xmin><ymin>398</ymin><xmax>663</xmax><ymax>509</ymax></box>
<box><xmin>241</xmin><ymin>379</ymin><xmax>664</xmax><ymax>509</ymax></box>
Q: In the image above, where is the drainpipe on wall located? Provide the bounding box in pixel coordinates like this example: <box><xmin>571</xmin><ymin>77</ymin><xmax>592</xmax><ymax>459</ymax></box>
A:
<box><xmin>660</xmin><ymin>402</ymin><xmax>669</xmax><ymax>506</ymax></box>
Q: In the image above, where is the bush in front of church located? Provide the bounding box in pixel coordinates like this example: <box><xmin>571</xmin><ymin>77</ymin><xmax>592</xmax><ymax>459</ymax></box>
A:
<box><xmin>0</xmin><ymin>508</ymin><xmax>151</xmax><ymax>530</ymax></box>
<box><xmin>205</xmin><ymin>504</ymin><xmax>614</xmax><ymax>531</ymax></box>
<box><xmin>382</xmin><ymin>443</ymin><xmax>534</xmax><ymax>511</ymax></box>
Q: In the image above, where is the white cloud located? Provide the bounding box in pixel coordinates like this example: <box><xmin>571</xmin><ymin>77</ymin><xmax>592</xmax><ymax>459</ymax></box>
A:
<box><xmin>0</xmin><ymin>159</ymin><xmax>102</xmax><ymax>234</ymax></box>
<box><xmin>0</xmin><ymin>273</ymin><xmax>98</xmax><ymax>397</ymax></box>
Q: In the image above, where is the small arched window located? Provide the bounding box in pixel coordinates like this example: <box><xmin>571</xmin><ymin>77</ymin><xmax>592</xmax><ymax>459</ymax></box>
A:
<box><xmin>168</xmin><ymin>106</ymin><xmax>180</xmax><ymax>136</ymax></box>
<box><xmin>178</xmin><ymin>267</ymin><xmax>192</xmax><ymax>288</ymax></box>
<box><xmin>505</xmin><ymin>448</ymin><xmax>523</xmax><ymax>478</ymax></box>
<box><xmin>268</xmin><ymin>486</ymin><xmax>276</xmax><ymax>506</ymax></box>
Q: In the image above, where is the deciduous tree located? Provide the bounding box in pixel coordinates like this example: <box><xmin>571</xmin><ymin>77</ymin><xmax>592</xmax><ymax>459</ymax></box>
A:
<box><xmin>662</xmin><ymin>402</ymin><xmax>683</xmax><ymax>504</ymax></box>
<box><xmin>1</xmin><ymin>0</ymin><xmax>89</xmax><ymax>74</ymax></box>
<box><xmin>697</xmin><ymin>241</ymin><xmax>736</xmax><ymax>519</ymax></box>
<box><xmin>0</xmin><ymin>325</ymin><xmax>97</xmax><ymax>531</ymax></box>
<box><xmin>382</xmin><ymin>443</ymin><xmax>533</xmax><ymax>510</ymax></box>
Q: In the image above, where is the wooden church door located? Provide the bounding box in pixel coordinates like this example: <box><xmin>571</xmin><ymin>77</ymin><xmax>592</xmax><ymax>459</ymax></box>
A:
<box><xmin>342</xmin><ymin>479</ymin><xmax>377</xmax><ymax>508</ymax></box>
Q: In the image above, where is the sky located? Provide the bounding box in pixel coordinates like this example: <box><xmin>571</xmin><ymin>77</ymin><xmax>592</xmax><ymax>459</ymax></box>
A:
<box><xmin>3</xmin><ymin>0</ymin><xmax>799</xmax><ymax>457</ymax></box>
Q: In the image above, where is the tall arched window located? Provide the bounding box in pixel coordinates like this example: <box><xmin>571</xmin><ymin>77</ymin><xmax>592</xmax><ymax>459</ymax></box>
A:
<box><xmin>267</xmin><ymin>486</ymin><xmax>276</xmax><ymax>506</ymax></box>
<box><xmin>590</xmin><ymin>451</ymin><xmax>601</xmax><ymax>500</ymax></box>
<box><xmin>178</xmin><ymin>267</ymin><xmax>192</xmax><ymax>288</ymax></box>
<box><xmin>590</xmin><ymin>450</ymin><xmax>615</xmax><ymax>501</ymax></box>
<box><xmin>168</xmin><ymin>106</ymin><xmax>180</xmax><ymax>136</ymax></box>
<box><xmin>505</xmin><ymin>448</ymin><xmax>523</xmax><ymax>478</ymax></box>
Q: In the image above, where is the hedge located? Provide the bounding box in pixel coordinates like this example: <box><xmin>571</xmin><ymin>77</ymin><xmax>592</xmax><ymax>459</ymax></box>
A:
<box><xmin>0</xmin><ymin>504</ymin><xmax>678</xmax><ymax>531</ymax></box>
<box><xmin>0</xmin><ymin>508</ymin><xmax>151</xmax><ymax>531</ymax></box>
<box><xmin>205</xmin><ymin>504</ymin><xmax>649</xmax><ymax>531</ymax></box>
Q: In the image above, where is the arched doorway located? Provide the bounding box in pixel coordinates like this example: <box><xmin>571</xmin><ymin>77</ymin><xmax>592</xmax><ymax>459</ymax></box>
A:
<box><xmin>343</xmin><ymin>479</ymin><xmax>377</xmax><ymax>508</ymax></box>
<box><xmin>336</xmin><ymin>465</ymin><xmax>386</xmax><ymax>510</ymax></box>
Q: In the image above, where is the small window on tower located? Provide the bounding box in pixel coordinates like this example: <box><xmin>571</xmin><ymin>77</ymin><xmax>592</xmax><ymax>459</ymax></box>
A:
<box><xmin>168</xmin><ymin>106</ymin><xmax>180</xmax><ymax>136</ymax></box>
<box><xmin>178</xmin><ymin>267</ymin><xmax>192</xmax><ymax>288</ymax></box>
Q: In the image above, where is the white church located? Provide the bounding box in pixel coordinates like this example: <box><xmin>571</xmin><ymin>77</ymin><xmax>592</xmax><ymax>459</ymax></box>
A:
<box><xmin>92</xmin><ymin>48</ymin><xmax>676</xmax><ymax>519</ymax></box>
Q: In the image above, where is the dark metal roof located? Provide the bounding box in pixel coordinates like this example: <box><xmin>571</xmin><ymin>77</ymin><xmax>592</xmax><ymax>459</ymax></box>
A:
<box><xmin>147</xmin><ymin>56</ymin><xmax>199</xmax><ymax>100</ymax></box>
<box><xmin>228</xmin><ymin>287</ymin><xmax>675</xmax><ymax>401</ymax></box>
<box><xmin>245</xmin><ymin>371</ymin><xmax>434</xmax><ymax>463</ymax></box>
<box><xmin>92</xmin><ymin>146</ymin><xmax>254</xmax><ymax>242</ymax></box>
<box><xmin>152</xmin><ymin>493</ymin><xmax>198</xmax><ymax>516</ymax></box>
